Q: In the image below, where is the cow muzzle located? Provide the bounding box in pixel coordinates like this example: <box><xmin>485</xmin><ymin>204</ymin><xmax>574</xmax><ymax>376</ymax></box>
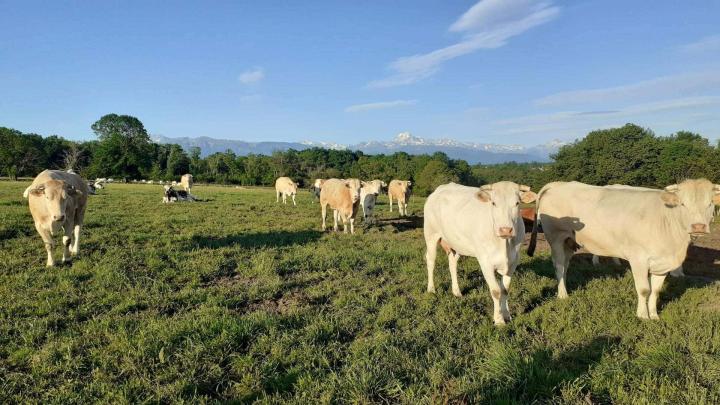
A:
<box><xmin>690</xmin><ymin>223</ymin><xmax>709</xmax><ymax>235</ymax></box>
<box><xmin>497</xmin><ymin>227</ymin><xmax>514</xmax><ymax>239</ymax></box>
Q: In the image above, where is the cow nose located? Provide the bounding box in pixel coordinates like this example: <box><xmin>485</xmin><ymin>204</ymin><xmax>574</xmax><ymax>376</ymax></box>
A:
<box><xmin>498</xmin><ymin>227</ymin><xmax>514</xmax><ymax>238</ymax></box>
<box><xmin>691</xmin><ymin>223</ymin><xmax>708</xmax><ymax>234</ymax></box>
<box><xmin>54</xmin><ymin>214</ymin><xmax>65</xmax><ymax>222</ymax></box>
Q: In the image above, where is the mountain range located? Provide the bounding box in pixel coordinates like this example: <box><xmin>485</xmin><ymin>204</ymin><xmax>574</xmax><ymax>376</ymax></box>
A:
<box><xmin>153</xmin><ymin>132</ymin><xmax>566</xmax><ymax>164</ymax></box>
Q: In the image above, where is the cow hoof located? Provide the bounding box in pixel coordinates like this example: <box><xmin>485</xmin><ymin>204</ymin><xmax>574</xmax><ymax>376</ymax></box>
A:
<box><xmin>493</xmin><ymin>318</ymin><xmax>506</xmax><ymax>326</ymax></box>
<box><xmin>558</xmin><ymin>292</ymin><xmax>569</xmax><ymax>299</ymax></box>
<box><xmin>637</xmin><ymin>311</ymin><xmax>650</xmax><ymax>320</ymax></box>
<box><xmin>452</xmin><ymin>290</ymin><xmax>463</xmax><ymax>298</ymax></box>
<box><xmin>427</xmin><ymin>287</ymin><xmax>436</xmax><ymax>294</ymax></box>
<box><xmin>649</xmin><ymin>313</ymin><xmax>660</xmax><ymax>320</ymax></box>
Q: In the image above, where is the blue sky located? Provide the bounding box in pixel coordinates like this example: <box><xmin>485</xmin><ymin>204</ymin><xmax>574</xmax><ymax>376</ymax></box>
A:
<box><xmin>1</xmin><ymin>0</ymin><xmax>719</xmax><ymax>146</ymax></box>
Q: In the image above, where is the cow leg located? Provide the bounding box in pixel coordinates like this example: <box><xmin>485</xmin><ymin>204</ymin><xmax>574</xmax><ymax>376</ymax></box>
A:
<box><xmin>276</xmin><ymin>190</ymin><xmax>280</xmax><ymax>203</ymax></box>
<box><xmin>36</xmin><ymin>223</ymin><xmax>55</xmax><ymax>267</ymax></box>
<box><xmin>648</xmin><ymin>273</ymin><xmax>667</xmax><ymax>320</ymax></box>
<box><xmin>478</xmin><ymin>259</ymin><xmax>505</xmax><ymax>325</ymax></box>
<box><xmin>447</xmin><ymin>251</ymin><xmax>462</xmax><ymax>297</ymax></box>
<box><xmin>71</xmin><ymin>224</ymin><xmax>81</xmax><ymax>255</ymax></box>
<box><xmin>349</xmin><ymin>217</ymin><xmax>355</xmax><ymax>234</ymax></box>
<box><xmin>424</xmin><ymin>233</ymin><xmax>439</xmax><ymax>293</ymax></box>
<box><xmin>400</xmin><ymin>201</ymin><xmax>405</xmax><ymax>216</ymax></box>
<box><xmin>630</xmin><ymin>262</ymin><xmax>651</xmax><ymax>319</ymax></box>
<box><xmin>292</xmin><ymin>194</ymin><xmax>296</xmax><ymax>206</ymax></box>
<box><xmin>500</xmin><ymin>274</ymin><xmax>512</xmax><ymax>322</ymax></box>
<box><xmin>61</xmin><ymin>224</ymin><xmax>73</xmax><ymax>264</ymax></box>
<box><xmin>321</xmin><ymin>203</ymin><xmax>327</xmax><ymax>230</ymax></box>
<box><xmin>333</xmin><ymin>210</ymin><xmax>339</xmax><ymax>232</ymax></box>
<box><xmin>389</xmin><ymin>195</ymin><xmax>393</xmax><ymax>212</ymax></box>
<box><xmin>550</xmin><ymin>240</ymin><xmax>570</xmax><ymax>299</ymax></box>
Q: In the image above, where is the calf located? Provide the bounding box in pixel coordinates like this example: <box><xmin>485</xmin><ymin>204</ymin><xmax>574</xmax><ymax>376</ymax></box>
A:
<box><xmin>163</xmin><ymin>185</ymin><xmax>195</xmax><ymax>203</ymax></box>
<box><xmin>424</xmin><ymin>182</ymin><xmax>537</xmax><ymax>325</ymax></box>
<box><xmin>320</xmin><ymin>178</ymin><xmax>362</xmax><ymax>234</ymax></box>
<box><xmin>23</xmin><ymin>170</ymin><xmax>89</xmax><ymax>267</ymax></box>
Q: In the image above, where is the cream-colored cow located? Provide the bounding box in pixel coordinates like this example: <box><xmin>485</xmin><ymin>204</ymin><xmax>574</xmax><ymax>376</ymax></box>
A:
<box><xmin>425</xmin><ymin>182</ymin><xmax>537</xmax><ymax>325</ymax></box>
<box><xmin>528</xmin><ymin>179</ymin><xmax>720</xmax><ymax>319</ymax></box>
<box><xmin>360</xmin><ymin>179</ymin><xmax>386</xmax><ymax>224</ymax></box>
<box><xmin>275</xmin><ymin>177</ymin><xmax>298</xmax><ymax>205</ymax></box>
<box><xmin>23</xmin><ymin>170</ymin><xmax>89</xmax><ymax>267</ymax></box>
<box><xmin>388</xmin><ymin>180</ymin><xmax>412</xmax><ymax>216</ymax></box>
<box><xmin>180</xmin><ymin>174</ymin><xmax>193</xmax><ymax>192</ymax></box>
<box><xmin>320</xmin><ymin>178</ymin><xmax>362</xmax><ymax>234</ymax></box>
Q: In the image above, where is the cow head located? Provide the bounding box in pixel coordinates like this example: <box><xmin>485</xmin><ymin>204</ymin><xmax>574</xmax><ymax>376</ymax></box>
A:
<box><xmin>344</xmin><ymin>178</ymin><xmax>362</xmax><ymax>203</ymax></box>
<box><xmin>661</xmin><ymin>179</ymin><xmax>720</xmax><ymax>236</ymax></box>
<box><xmin>476</xmin><ymin>182</ymin><xmax>537</xmax><ymax>239</ymax></box>
<box><xmin>24</xmin><ymin>180</ymin><xmax>82</xmax><ymax>225</ymax></box>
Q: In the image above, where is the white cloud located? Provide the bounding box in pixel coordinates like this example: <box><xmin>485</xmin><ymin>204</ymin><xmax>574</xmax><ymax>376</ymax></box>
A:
<box><xmin>344</xmin><ymin>99</ymin><xmax>418</xmax><ymax>113</ymax></box>
<box><xmin>679</xmin><ymin>34</ymin><xmax>720</xmax><ymax>53</ymax></box>
<box><xmin>533</xmin><ymin>71</ymin><xmax>720</xmax><ymax>107</ymax></box>
<box><xmin>369</xmin><ymin>0</ymin><xmax>559</xmax><ymax>88</ymax></box>
<box><xmin>238</xmin><ymin>67</ymin><xmax>265</xmax><ymax>84</ymax></box>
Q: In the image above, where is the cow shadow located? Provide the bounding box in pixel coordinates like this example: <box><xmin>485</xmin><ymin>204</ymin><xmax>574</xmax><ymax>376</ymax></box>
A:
<box><xmin>376</xmin><ymin>214</ymin><xmax>423</xmax><ymax>232</ymax></box>
<box><xmin>187</xmin><ymin>230</ymin><xmax>323</xmax><ymax>250</ymax></box>
<box><xmin>465</xmin><ymin>335</ymin><xmax>620</xmax><ymax>402</ymax></box>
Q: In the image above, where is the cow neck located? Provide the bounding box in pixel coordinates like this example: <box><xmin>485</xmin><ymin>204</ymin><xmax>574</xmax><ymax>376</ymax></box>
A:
<box><xmin>658</xmin><ymin>205</ymin><xmax>692</xmax><ymax>261</ymax></box>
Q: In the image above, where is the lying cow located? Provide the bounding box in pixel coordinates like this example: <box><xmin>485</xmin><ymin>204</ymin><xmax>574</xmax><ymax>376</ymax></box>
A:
<box><xmin>275</xmin><ymin>177</ymin><xmax>298</xmax><ymax>205</ymax></box>
<box><xmin>320</xmin><ymin>178</ymin><xmax>362</xmax><ymax>234</ymax></box>
<box><xmin>163</xmin><ymin>185</ymin><xmax>195</xmax><ymax>203</ymax></box>
<box><xmin>389</xmin><ymin>180</ymin><xmax>412</xmax><ymax>216</ymax></box>
<box><xmin>360</xmin><ymin>179</ymin><xmax>386</xmax><ymax>224</ymax></box>
<box><xmin>424</xmin><ymin>182</ymin><xmax>537</xmax><ymax>325</ymax></box>
<box><xmin>528</xmin><ymin>179</ymin><xmax>719</xmax><ymax>319</ymax></box>
<box><xmin>23</xmin><ymin>170</ymin><xmax>89</xmax><ymax>267</ymax></box>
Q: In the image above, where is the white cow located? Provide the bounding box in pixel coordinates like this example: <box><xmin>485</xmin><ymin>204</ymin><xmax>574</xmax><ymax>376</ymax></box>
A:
<box><xmin>424</xmin><ymin>182</ymin><xmax>537</xmax><ymax>325</ymax></box>
<box><xmin>360</xmin><ymin>179</ymin><xmax>386</xmax><ymax>224</ymax></box>
<box><xmin>180</xmin><ymin>174</ymin><xmax>193</xmax><ymax>192</ymax></box>
<box><xmin>389</xmin><ymin>180</ymin><xmax>412</xmax><ymax>216</ymax></box>
<box><xmin>275</xmin><ymin>177</ymin><xmax>298</xmax><ymax>205</ymax></box>
<box><xmin>320</xmin><ymin>178</ymin><xmax>362</xmax><ymax>234</ymax></box>
<box><xmin>528</xmin><ymin>179</ymin><xmax>719</xmax><ymax>319</ymax></box>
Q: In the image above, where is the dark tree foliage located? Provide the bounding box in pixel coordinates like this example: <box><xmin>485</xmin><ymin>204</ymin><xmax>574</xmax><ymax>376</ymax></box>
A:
<box><xmin>3</xmin><ymin>119</ymin><xmax>719</xmax><ymax>195</ymax></box>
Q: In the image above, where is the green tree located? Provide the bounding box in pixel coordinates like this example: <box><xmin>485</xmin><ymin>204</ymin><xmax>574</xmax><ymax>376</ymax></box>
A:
<box><xmin>90</xmin><ymin>114</ymin><xmax>153</xmax><ymax>178</ymax></box>
<box><xmin>415</xmin><ymin>159</ymin><xmax>459</xmax><ymax>196</ymax></box>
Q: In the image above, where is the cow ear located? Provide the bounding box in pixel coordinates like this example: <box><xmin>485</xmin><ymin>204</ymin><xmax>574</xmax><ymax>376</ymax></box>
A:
<box><xmin>361</xmin><ymin>181</ymin><xmax>367</xmax><ymax>187</ymax></box>
<box><xmin>661</xmin><ymin>192</ymin><xmax>680</xmax><ymax>207</ymax></box>
<box><xmin>23</xmin><ymin>185</ymin><xmax>45</xmax><ymax>198</ymax></box>
<box><xmin>519</xmin><ymin>184</ymin><xmax>531</xmax><ymax>192</ymax></box>
<box><xmin>476</xmin><ymin>190</ymin><xmax>491</xmax><ymax>202</ymax></box>
<box><xmin>520</xmin><ymin>190</ymin><xmax>537</xmax><ymax>203</ymax></box>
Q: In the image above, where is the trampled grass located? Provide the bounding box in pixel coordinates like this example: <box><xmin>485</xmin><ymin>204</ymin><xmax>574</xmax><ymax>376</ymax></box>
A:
<box><xmin>1</xmin><ymin>182</ymin><xmax>719</xmax><ymax>403</ymax></box>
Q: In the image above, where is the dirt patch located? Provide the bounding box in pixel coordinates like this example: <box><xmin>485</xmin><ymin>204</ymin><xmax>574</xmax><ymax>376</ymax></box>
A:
<box><xmin>247</xmin><ymin>290</ymin><xmax>307</xmax><ymax>314</ymax></box>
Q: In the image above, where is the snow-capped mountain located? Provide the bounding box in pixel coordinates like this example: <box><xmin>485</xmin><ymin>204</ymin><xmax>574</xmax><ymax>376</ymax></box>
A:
<box><xmin>154</xmin><ymin>132</ymin><xmax>567</xmax><ymax>164</ymax></box>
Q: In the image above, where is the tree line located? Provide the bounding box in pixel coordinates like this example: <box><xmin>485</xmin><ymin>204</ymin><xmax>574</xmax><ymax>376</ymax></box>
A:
<box><xmin>2</xmin><ymin>115</ymin><xmax>718</xmax><ymax>196</ymax></box>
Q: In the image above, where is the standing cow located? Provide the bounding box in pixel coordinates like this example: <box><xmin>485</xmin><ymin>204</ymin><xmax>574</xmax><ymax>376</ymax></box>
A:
<box><xmin>528</xmin><ymin>179</ymin><xmax>719</xmax><ymax>319</ymax></box>
<box><xmin>180</xmin><ymin>174</ymin><xmax>193</xmax><ymax>192</ymax></box>
<box><xmin>22</xmin><ymin>170</ymin><xmax>89</xmax><ymax>267</ymax></box>
<box><xmin>360</xmin><ymin>179</ymin><xmax>386</xmax><ymax>224</ymax></box>
<box><xmin>424</xmin><ymin>182</ymin><xmax>537</xmax><ymax>325</ymax></box>
<box><xmin>275</xmin><ymin>177</ymin><xmax>298</xmax><ymax>205</ymax></box>
<box><xmin>320</xmin><ymin>178</ymin><xmax>362</xmax><ymax>234</ymax></box>
<box><xmin>389</xmin><ymin>180</ymin><xmax>412</xmax><ymax>216</ymax></box>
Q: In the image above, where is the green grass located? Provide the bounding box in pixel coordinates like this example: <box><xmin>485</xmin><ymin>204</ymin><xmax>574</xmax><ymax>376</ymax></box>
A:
<box><xmin>1</xmin><ymin>182</ymin><xmax>719</xmax><ymax>403</ymax></box>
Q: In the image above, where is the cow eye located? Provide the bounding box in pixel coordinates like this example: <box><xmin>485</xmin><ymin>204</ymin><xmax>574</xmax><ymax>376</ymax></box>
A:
<box><xmin>492</xmin><ymin>202</ymin><xmax>496</xmax><ymax>206</ymax></box>
<box><xmin>516</xmin><ymin>202</ymin><xmax>520</xmax><ymax>206</ymax></box>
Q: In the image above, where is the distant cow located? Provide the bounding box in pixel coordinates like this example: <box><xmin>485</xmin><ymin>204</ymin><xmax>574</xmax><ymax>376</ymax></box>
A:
<box><xmin>163</xmin><ymin>185</ymin><xmax>195</xmax><ymax>203</ymax></box>
<box><xmin>528</xmin><ymin>179</ymin><xmax>719</xmax><ymax>319</ymax></box>
<box><xmin>360</xmin><ymin>179</ymin><xmax>386</xmax><ymax>224</ymax></box>
<box><xmin>425</xmin><ymin>182</ymin><xmax>537</xmax><ymax>325</ymax></box>
<box><xmin>320</xmin><ymin>178</ymin><xmax>362</xmax><ymax>234</ymax></box>
<box><xmin>23</xmin><ymin>170</ymin><xmax>89</xmax><ymax>267</ymax></box>
<box><xmin>275</xmin><ymin>177</ymin><xmax>298</xmax><ymax>206</ymax></box>
<box><xmin>388</xmin><ymin>180</ymin><xmax>412</xmax><ymax>216</ymax></box>
<box><xmin>180</xmin><ymin>174</ymin><xmax>193</xmax><ymax>191</ymax></box>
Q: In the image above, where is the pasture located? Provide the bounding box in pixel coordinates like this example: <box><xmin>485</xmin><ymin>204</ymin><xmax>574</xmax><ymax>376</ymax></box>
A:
<box><xmin>1</xmin><ymin>182</ymin><xmax>720</xmax><ymax>403</ymax></box>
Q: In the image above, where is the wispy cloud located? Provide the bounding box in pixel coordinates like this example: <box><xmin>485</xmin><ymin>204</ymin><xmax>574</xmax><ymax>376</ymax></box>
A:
<box><xmin>344</xmin><ymin>99</ymin><xmax>418</xmax><ymax>113</ymax></box>
<box><xmin>679</xmin><ymin>34</ymin><xmax>720</xmax><ymax>53</ymax></box>
<box><xmin>533</xmin><ymin>71</ymin><xmax>720</xmax><ymax>107</ymax></box>
<box><xmin>369</xmin><ymin>0</ymin><xmax>559</xmax><ymax>88</ymax></box>
<box><xmin>238</xmin><ymin>67</ymin><xmax>265</xmax><ymax>84</ymax></box>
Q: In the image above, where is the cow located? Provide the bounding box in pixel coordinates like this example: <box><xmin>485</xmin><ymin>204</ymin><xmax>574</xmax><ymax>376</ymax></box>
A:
<box><xmin>528</xmin><ymin>179</ymin><xmax>720</xmax><ymax>319</ymax></box>
<box><xmin>180</xmin><ymin>174</ymin><xmax>193</xmax><ymax>192</ymax></box>
<box><xmin>389</xmin><ymin>180</ymin><xmax>412</xmax><ymax>216</ymax></box>
<box><xmin>360</xmin><ymin>179</ymin><xmax>386</xmax><ymax>224</ymax></box>
<box><xmin>320</xmin><ymin>178</ymin><xmax>362</xmax><ymax>234</ymax></box>
<box><xmin>275</xmin><ymin>177</ymin><xmax>298</xmax><ymax>206</ymax></box>
<box><xmin>310</xmin><ymin>178</ymin><xmax>326</xmax><ymax>203</ymax></box>
<box><xmin>424</xmin><ymin>182</ymin><xmax>538</xmax><ymax>325</ymax></box>
<box><xmin>22</xmin><ymin>170</ymin><xmax>89</xmax><ymax>267</ymax></box>
<box><xmin>162</xmin><ymin>185</ymin><xmax>195</xmax><ymax>203</ymax></box>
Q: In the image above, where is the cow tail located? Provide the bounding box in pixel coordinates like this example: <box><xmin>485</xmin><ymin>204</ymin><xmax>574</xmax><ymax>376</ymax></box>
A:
<box><xmin>527</xmin><ymin>208</ymin><xmax>539</xmax><ymax>257</ymax></box>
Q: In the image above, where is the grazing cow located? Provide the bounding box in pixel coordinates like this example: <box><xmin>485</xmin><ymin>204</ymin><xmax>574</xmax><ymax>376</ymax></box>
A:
<box><xmin>528</xmin><ymin>179</ymin><xmax>720</xmax><ymax>319</ymax></box>
<box><xmin>389</xmin><ymin>180</ymin><xmax>412</xmax><ymax>216</ymax></box>
<box><xmin>162</xmin><ymin>185</ymin><xmax>195</xmax><ymax>203</ymax></box>
<box><xmin>424</xmin><ymin>182</ymin><xmax>537</xmax><ymax>325</ymax></box>
<box><xmin>22</xmin><ymin>170</ymin><xmax>89</xmax><ymax>267</ymax></box>
<box><xmin>310</xmin><ymin>178</ymin><xmax>326</xmax><ymax>203</ymax></box>
<box><xmin>180</xmin><ymin>174</ymin><xmax>193</xmax><ymax>191</ymax></box>
<box><xmin>275</xmin><ymin>177</ymin><xmax>298</xmax><ymax>206</ymax></box>
<box><xmin>360</xmin><ymin>179</ymin><xmax>386</xmax><ymax>224</ymax></box>
<box><xmin>320</xmin><ymin>178</ymin><xmax>362</xmax><ymax>234</ymax></box>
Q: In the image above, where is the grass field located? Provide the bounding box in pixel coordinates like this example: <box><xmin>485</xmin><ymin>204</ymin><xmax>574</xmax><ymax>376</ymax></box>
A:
<box><xmin>1</xmin><ymin>182</ymin><xmax>720</xmax><ymax>403</ymax></box>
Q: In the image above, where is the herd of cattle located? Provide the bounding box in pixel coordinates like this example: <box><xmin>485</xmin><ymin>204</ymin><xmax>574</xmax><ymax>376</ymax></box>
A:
<box><xmin>19</xmin><ymin>170</ymin><xmax>720</xmax><ymax>324</ymax></box>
